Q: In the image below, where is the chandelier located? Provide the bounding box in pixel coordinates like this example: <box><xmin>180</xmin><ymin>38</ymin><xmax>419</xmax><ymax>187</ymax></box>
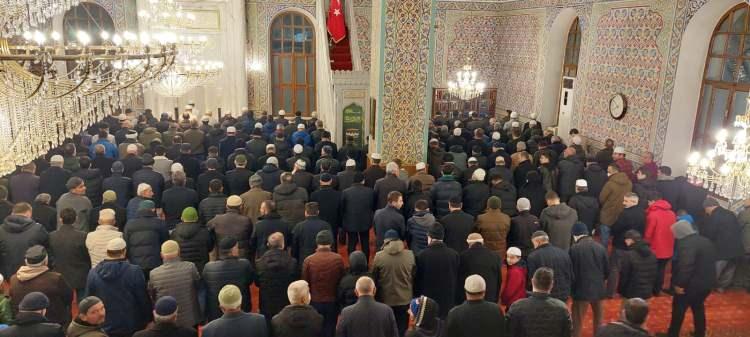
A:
<box><xmin>687</xmin><ymin>97</ymin><xmax>750</xmax><ymax>205</ymax></box>
<box><xmin>0</xmin><ymin>0</ymin><xmax>80</xmax><ymax>37</ymax></box>
<box><xmin>138</xmin><ymin>0</ymin><xmax>196</xmax><ymax>30</ymax></box>
<box><xmin>447</xmin><ymin>64</ymin><xmax>486</xmax><ymax>101</ymax></box>
<box><xmin>148</xmin><ymin>59</ymin><xmax>223</xmax><ymax>97</ymax></box>
<box><xmin>0</xmin><ymin>29</ymin><xmax>176</xmax><ymax>176</ymax></box>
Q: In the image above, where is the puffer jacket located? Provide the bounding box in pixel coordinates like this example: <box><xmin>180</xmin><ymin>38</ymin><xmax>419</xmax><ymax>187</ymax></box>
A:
<box><xmin>599</xmin><ymin>172</ymin><xmax>632</xmax><ymax>226</ymax></box>
<box><xmin>462</xmin><ymin>182</ymin><xmax>490</xmax><ymax>217</ymax></box>
<box><xmin>567</xmin><ymin>192</ymin><xmax>599</xmax><ymax>232</ymax></box>
<box><xmin>618</xmin><ymin>240</ymin><xmax>658</xmax><ymax>299</ymax></box>
<box><xmin>507</xmin><ymin>292</ymin><xmax>571</xmax><ymax>337</ymax></box>
<box><xmin>0</xmin><ymin>215</ymin><xmax>49</xmax><ymax>277</ymax></box>
<box><xmin>85</xmin><ymin>259</ymin><xmax>152</xmax><ymax>336</ymax></box>
<box><xmin>475</xmin><ymin>209</ymin><xmax>511</xmax><ymax>257</ymax></box>
<box><xmin>556</xmin><ymin>157</ymin><xmax>584</xmax><ymax>201</ymax></box>
<box><xmin>406</xmin><ymin>211</ymin><xmax>435</xmax><ymax>256</ymax></box>
<box><xmin>644</xmin><ymin>200</ymin><xmax>676</xmax><ymax>259</ymax></box>
<box><xmin>271</xmin><ymin>304</ymin><xmax>323</xmax><ymax>337</ymax></box>
<box><xmin>273</xmin><ymin>183</ymin><xmax>308</xmax><ymax>225</ymax></box>
<box><xmin>250</xmin><ymin>212</ymin><xmax>291</xmax><ymax>258</ymax></box>
<box><xmin>490</xmin><ymin>180</ymin><xmax>517</xmax><ymax>216</ymax></box>
<box><xmin>509</xmin><ymin>211</ymin><xmax>541</xmax><ymax>258</ymax></box>
<box><xmin>207</xmin><ymin>209</ymin><xmax>253</xmax><ymax>259</ymax></box>
<box><xmin>123</xmin><ymin>209</ymin><xmax>168</xmax><ymax>271</ymax></box>
<box><xmin>337</xmin><ymin>251</ymin><xmax>370</xmax><ymax>308</ymax></box>
<box><xmin>430</xmin><ymin>175</ymin><xmax>462</xmax><ymax>218</ymax></box>
<box><xmin>257</xmin><ymin>164</ymin><xmax>282</xmax><ymax>192</ymax></box>
<box><xmin>148</xmin><ymin>259</ymin><xmax>202</xmax><ymax>327</ymax></box>
<box><xmin>302</xmin><ymin>247</ymin><xmax>345</xmax><ymax>303</ymax></box>
<box><xmin>584</xmin><ymin>163</ymin><xmax>608</xmax><ymax>199</ymax></box>
<box><xmin>595</xmin><ymin>321</ymin><xmax>650</xmax><ymax>337</ymax></box>
<box><xmin>540</xmin><ymin>203</ymin><xmax>578</xmax><ymax>250</ymax></box>
<box><xmin>170</xmin><ymin>221</ymin><xmax>213</xmax><ymax>273</ymax></box>
<box><xmin>0</xmin><ymin>311</ymin><xmax>65</xmax><ymax>337</ymax></box>
<box><xmin>569</xmin><ymin>236</ymin><xmax>609</xmax><ymax>301</ymax></box>
<box><xmin>198</xmin><ymin>193</ymin><xmax>227</xmax><ymax>224</ymax></box>
<box><xmin>201</xmin><ymin>256</ymin><xmax>255</xmax><ymax>321</ymax></box>
<box><xmin>372</xmin><ymin>239</ymin><xmax>416</xmax><ymax>306</ymax></box>
<box><xmin>527</xmin><ymin>243</ymin><xmax>574</xmax><ymax>301</ymax></box>
<box><xmin>256</xmin><ymin>248</ymin><xmax>298</xmax><ymax>318</ymax></box>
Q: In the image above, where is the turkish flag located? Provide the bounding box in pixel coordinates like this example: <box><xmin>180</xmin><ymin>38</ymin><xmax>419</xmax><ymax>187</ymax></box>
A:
<box><xmin>327</xmin><ymin>0</ymin><xmax>346</xmax><ymax>43</ymax></box>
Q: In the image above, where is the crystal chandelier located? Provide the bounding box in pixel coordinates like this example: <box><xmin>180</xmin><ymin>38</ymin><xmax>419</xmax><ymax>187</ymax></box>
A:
<box><xmin>0</xmin><ymin>0</ymin><xmax>80</xmax><ymax>37</ymax></box>
<box><xmin>148</xmin><ymin>59</ymin><xmax>223</xmax><ymax>97</ymax></box>
<box><xmin>687</xmin><ymin>97</ymin><xmax>750</xmax><ymax>205</ymax></box>
<box><xmin>447</xmin><ymin>64</ymin><xmax>486</xmax><ymax>101</ymax></box>
<box><xmin>0</xmin><ymin>29</ymin><xmax>177</xmax><ymax>176</ymax></box>
<box><xmin>138</xmin><ymin>0</ymin><xmax>196</xmax><ymax>30</ymax></box>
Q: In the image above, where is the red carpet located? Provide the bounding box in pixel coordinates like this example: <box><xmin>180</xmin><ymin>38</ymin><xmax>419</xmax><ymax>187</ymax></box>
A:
<box><xmin>330</xmin><ymin>34</ymin><xmax>353</xmax><ymax>71</ymax></box>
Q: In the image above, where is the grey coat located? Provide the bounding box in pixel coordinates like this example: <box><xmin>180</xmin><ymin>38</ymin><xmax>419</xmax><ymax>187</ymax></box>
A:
<box><xmin>539</xmin><ymin>204</ymin><xmax>578</xmax><ymax>251</ymax></box>
<box><xmin>56</xmin><ymin>192</ymin><xmax>93</xmax><ymax>232</ymax></box>
<box><xmin>148</xmin><ymin>259</ymin><xmax>202</xmax><ymax>328</ymax></box>
<box><xmin>335</xmin><ymin>296</ymin><xmax>399</xmax><ymax>337</ymax></box>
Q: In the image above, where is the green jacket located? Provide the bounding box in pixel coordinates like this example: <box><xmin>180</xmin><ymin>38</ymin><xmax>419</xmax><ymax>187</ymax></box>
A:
<box><xmin>0</xmin><ymin>295</ymin><xmax>12</xmax><ymax>324</ymax></box>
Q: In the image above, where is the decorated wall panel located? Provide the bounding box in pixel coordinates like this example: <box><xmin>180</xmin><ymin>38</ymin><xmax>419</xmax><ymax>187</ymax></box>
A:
<box><xmin>354</xmin><ymin>7</ymin><xmax>372</xmax><ymax>71</ymax></box>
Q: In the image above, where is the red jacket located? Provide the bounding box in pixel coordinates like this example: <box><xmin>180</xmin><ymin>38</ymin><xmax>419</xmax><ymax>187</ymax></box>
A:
<box><xmin>615</xmin><ymin>158</ymin><xmax>635</xmax><ymax>182</ymax></box>
<box><xmin>501</xmin><ymin>263</ymin><xmax>527</xmax><ymax>308</ymax></box>
<box><xmin>645</xmin><ymin>200</ymin><xmax>676</xmax><ymax>259</ymax></box>
<box><xmin>302</xmin><ymin>247</ymin><xmax>345</xmax><ymax>302</ymax></box>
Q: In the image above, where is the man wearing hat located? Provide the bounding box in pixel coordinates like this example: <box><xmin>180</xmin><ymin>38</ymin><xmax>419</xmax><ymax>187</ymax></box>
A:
<box><xmin>409</xmin><ymin>162</ymin><xmax>435</xmax><ymax>192</ymax></box>
<box><xmin>132</xmin><ymin>154</ymin><xmax>165</xmax><ymax>205</ymax></box>
<box><xmin>445</xmin><ymin>275</ymin><xmax>505</xmax><ymax>337</ymax></box>
<box><xmin>169</xmin><ymin>207</ymin><xmax>211</xmax><ymax>273</ymax></box>
<box><xmin>39</xmin><ymin>155</ymin><xmax>72</xmax><ymax>205</ymax></box>
<box><xmin>336</xmin><ymin>159</ymin><xmax>359</xmax><ymax>191</ymax></box>
<box><xmin>527</xmin><ymin>231</ymin><xmax>574</xmax><ymax>302</ymax></box>
<box><xmin>225</xmin><ymin>155</ymin><xmax>253</xmax><ymax>196</ymax></box>
<box><xmin>372</xmin><ymin>229</ymin><xmax>416</xmax><ymax>335</ymax></box>
<box><xmin>337</xmin><ymin>135</ymin><xmax>364</xmax><ymax>170</ymax></box>
<box><xmin>569</xmin><ymin>222</ymin><xmax>608</xmax><ymax>337</ymax></box>
<box><xmin>85</xmin><ymin>238</ymin><xmax>152</xmax><ymax>337</ymax></box>
<box><xmin>0</xmin><ymin>292</ymin><xmax>64</xmax><ymax>337</ymax></box>
<box><xmin>363</xmin><ymin>153</ymin><xmax>386</xmax><ymax>188</ymax></box>
<box><xmin>201</xmin><ymin>238</ymin><xmax>255</xmax><ymax>321</ymax></box>
<box><xmin>302</xmin><ymin>230</ymin><xmax>344</xmax><ymax>337</ymax></box>
<box><xmin>612</xmin><ymin>146</ymin><xmax>635</xmax><ymax>182</ymax></box>
<box><xmin>415</xmin><ymin>223</ymin><xmax>460</xmax><ymax>319</ymax></box>
<box><xmin>56</xmin><ymin>177</ymin><xmax>93</xmax><ymax>232</ymax></box>
<box><xmin>219</xmin><ymin>126</ymin><xmax>242</xmax><ymax>162</ymax></box>
<box><xmin>567</xmin><ymin>179</ymin><xmax>599</xmax><ymax>233</ymax></box>
<box><xmin>207</xmin><ymin>195</ymin><xmax>252</xmax><ymax>259</ymax></box>
<box><xmin>132</xmin><ymin>296</ymin><xmax>197</xmax><ymax>337</ymax></box>
<box><xmin>103</xmin><ymin>162</ymin><xmax>133</xmax><ymax>209</ymax></box>
<box><xmin>291</xmin><ymin>159</ymin><xmax>314</xmax><ymax>193</ymax></box>
<box><xmin>0</xmin><ymin>202</ymin><xmax>49</xmax><ymax>279</ymax></box>
<box><xmin>202</xmin><ymin>284</ymin><xmax>267</xmax><ymax>337</ymax></box>
<box><xmin>458</xmin><ymin>233</ymin><xmax>503</xmax><ymax>305</ymax></box>
<box><xmin>120</xmin><ymin>142</ymin><xmax>144</xmax><ymax>175</ymax></box>
<box><xmin>49</xmin><ymin>208</ymin><xmax>91</xmax><ymax>300</ymax></box>
<box><xmin>287</xmin><ymin>144</ymin><xmax>312</xmax><ymax>175</ymax></box>
<box><xmin>8</xmin><ymin>245</ymin><xmax>73</xmax><ymax>327</ymax></box>
<box><xmin>123</xmin><ymin>199</ymin><xmax>168</xmax><ymax>279</ymax></box>
<box><xmin>67</xmin><ymin>296</ymin><xmax>107</xmax><ymax>337</ymax></box>
<box><xmin>257</xmin><ymin>155</ymin><xmax>283</xmax><ymax>192</ymax></box>
<box><xmin>148</xmin><ymin>241</ymin><xmax>202</xmax><ymax>329</ymax></box>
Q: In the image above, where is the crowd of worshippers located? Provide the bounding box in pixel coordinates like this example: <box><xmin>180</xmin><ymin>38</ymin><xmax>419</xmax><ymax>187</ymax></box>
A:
<box><xmin>0</xmin><ymin>108</ymin><xmax>747</xmax><ymax>337</ymax></box>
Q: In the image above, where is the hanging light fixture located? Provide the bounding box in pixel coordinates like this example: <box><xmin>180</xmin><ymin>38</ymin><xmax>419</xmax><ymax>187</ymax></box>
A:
<box><xmin>148</xmin><ymin>59</ymin><xmax>223</xmax><ymax>97</ymax></box>
<box><xmin>0</xmin><ymin>0</ymin><xmax>81</xmax><ymax>37</ymax></box>
<box><xmin>447</xmin><ymin>64</ymin><xmax>486</xmax><ymax>101</ymax></box>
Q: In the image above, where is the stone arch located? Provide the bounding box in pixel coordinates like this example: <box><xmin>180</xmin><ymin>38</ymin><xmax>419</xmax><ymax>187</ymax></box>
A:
<box><xmin>663</xmin><ymin>0</ymin><xmax>745</xmax><ymax>174</ymax></box>
<box><xmin>539</xmin><ymin>8</ymin><xmax>579</xmax><ymax>130</ymax></box>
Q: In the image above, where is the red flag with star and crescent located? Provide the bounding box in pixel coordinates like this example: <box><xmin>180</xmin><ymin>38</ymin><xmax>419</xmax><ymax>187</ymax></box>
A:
<box><xmin>327</xmin><ymin>0</ymin><xmax>346</xmax><ymax>43</ymax></box>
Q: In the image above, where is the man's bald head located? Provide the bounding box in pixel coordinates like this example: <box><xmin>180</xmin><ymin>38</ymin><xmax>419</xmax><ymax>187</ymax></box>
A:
<box><xmin>355</xmin><ymin>276</ymin><xmax>375</xmax><ymax>296</ymax></box>
<box><xmin>268</xmin><ymin>232</ymin><xmax>285</xmax><ymax>250</ymax></box>
<box><xmin>622</xmin><ymin>298</ymin><xmax>649</xmax><ymax>325</ymax></box>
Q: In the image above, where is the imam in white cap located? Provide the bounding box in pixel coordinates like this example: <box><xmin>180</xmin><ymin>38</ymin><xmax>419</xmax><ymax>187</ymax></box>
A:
<box><xmin>614</xmin><ymin>146</ymin><xmax>626</xmax><ymax>154</ymax></box>
<box><xmin>575</xmin><ymin>179</ymin><xmax>588</xmax><ymax>188</ymax></box>
<box><xmin>346</xmin><ymin>159</ymin><xmax>356</xmax><ymax>167</ymax></box>
<box><xmin>107</xmin><ymin>238</ymin><xmax>127</xmax><ymax>251</ymax></box>
<box><xmin>415</xmin><ymin>162</ymin><xmax>426</xmax><ymax>171</ymax></box>
<box><xmin>464</xmin><ymin>274</ymin><xmax>486</xmax><ymax>294</ymax></box>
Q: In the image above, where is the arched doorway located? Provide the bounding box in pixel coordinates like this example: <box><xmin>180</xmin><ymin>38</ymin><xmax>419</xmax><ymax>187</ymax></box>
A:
<box><xmin>692</xmin><ymin>3</ymin><xmax>750</xmax><ymax>150</ymax></box>
<box><xmin>270</xmin><ymin>12</ymin><xmax>316</xmax><ymax>116</ymax></box>
<box><xmin>556</xmin><ymin>17</ymin><xmax>582</xmax><ymax>135</ymax></box>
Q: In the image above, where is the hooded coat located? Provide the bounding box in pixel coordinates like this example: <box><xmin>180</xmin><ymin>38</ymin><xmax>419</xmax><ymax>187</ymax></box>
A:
<box><xmin>273</xmin><ymin>183</ymin><xmax>308</xmax><ymax>225</ymax></box>
<box><xmin>599</xmin><ymin>172</ymin><xmax>632</xmax><ymax>226</ymax></box>
<box><xmin>337</xmin><ymin>251</ymin><xmax>370</xmax><ymax>308</ymax></box>
<box><xmin>404</xmin><ymin>296</ymin><xmax>443</xmax><ymax>337</ymax></box>
<box><xmin>0</xmin><ymin>215</ymin><xmax>49</xmax><ymax>277</ymax></box>
<box><xmin>445</xmin><ymin>299</ymin><xmax>505</xmax><ymax>337</ymax></box>
<box><xmin>539</xmin><ymin>204</ymin><xmax>578</xmax><ymax>250</ymax></box>
<box><xmin>256</xmin><ymin>248</ymin><xmax>298</xmax><ymax>318</ymax></box>
<box><xmin>406</xmin><ymin>211</ymin><xmax>436</xmax><ymax>256</ymax></box>
<box><xmin>475</xmin><ymin>209</ymin><xmax>511</xmax><ymax>257</ymax></box>
<box><xmin>644</xmin><ymin>200</ymin><xmax>676</xmax><ymax>259</ymax></box>
<box><xmin>672</xmin><ymin>221</ymin><xmax>718</xmax><ymax>294</ymax></box>
<box><xmin>372</xmin><ymin>239</ymin><xmax>416</xmax><ymax>306</ymax></box>
<box><xmin>85</xmin><ymin>259</ymin><xmax>152</xmax><ymax>336</ymax></box>
<box><xmin>618</xmin><ymin>240</ymin><xmax>658</xmax><ymax>299</ymax></box>
<box><xmin>251</xmin><ymin>212</ymin><xmax>291</xmax><ymax>258</ymax></box>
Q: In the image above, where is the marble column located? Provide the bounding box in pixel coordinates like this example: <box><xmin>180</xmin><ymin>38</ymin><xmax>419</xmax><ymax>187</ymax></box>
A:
<box><xmin>372</xmin><ymin>0</ymin><xmax>437</xmax><ymax>165</ymax></box>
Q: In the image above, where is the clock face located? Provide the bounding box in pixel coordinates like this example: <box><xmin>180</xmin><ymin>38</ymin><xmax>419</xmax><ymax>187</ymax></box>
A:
<box><xmin>609</xmin><ymin>94</ymin><xmax>626</xmax><ymax>120</ymax></box>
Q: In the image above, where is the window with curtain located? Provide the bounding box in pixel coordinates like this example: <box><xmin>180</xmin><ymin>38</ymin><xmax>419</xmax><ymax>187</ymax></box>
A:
<box><xmin>271</xmin><ymin>12</ymin><xmax>316</xmax><ymax>116</ymax></box>
<box><xmin>563</xmin><ymin>17</ymin><xmax>581</xmax><ymax>78</ymax></box>
<box><xmin>694</xmin><ymin>4</ymin><xmax>750</xmax><ymax>149</ymax></box>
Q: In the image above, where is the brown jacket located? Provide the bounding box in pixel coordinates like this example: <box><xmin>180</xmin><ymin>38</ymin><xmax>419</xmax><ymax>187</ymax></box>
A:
<box><xmin>409</xmin><ymin>172</ymin><xmax>435</xmax><ymax>191</ymax></box>
<box><xmin>9</xmin><ymin>269</ymin><xmax>73</xmax><ymax>327</ymax></box>
<box><xmin>240</xmin><ymin>187</ymin><xmax>272</xmax><ymax>223</ymax></box>
<box><xmin>302</xmin><ymin>247</ymin><xmax>345</xmax><ymax>303</ymax></box>
<box><xmin>599</xmin><ymin>172</ymin><xmax>633</xmax><ymax>226</ymax></box>
<box><xmin>475</xmin><ymin>209</ymin><xmax>511</xmax><ymax>257</ymax></box>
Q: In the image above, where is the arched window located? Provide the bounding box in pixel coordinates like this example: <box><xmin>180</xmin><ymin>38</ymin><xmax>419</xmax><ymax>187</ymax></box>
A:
<box><xmin>270</xmin><ymin>12</ymin><xmax>316</xmax><ymax>115</ymax></box>
<box><xmin>63</xmin><ymin>3</ymin><xmax>115</xmax><ymax>45</ymax></box>
<box><xmin>694</xmin><ymin>4</ymin><xmax>750</xmax><ymax>149</ymax></box>
<box><xmin>563</xmin><ymin>17</ymin><xmax>581</xmax><ymax>77</ymax></box>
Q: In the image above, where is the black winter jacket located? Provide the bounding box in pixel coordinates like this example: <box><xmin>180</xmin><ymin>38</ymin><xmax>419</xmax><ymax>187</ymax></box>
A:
<box><xmin>271</xmin><ymin>304</ymin><xmax>323</xmax><ymax>337</ymax></box>
<box><xmin>198</xmin><ymin>193</ymin><xmax>227</xmax><ymax>224</ymax></box>
<box><xmin>0</xmin><ymin>215</ymin><xmax>49</xmax><ymax>277</ymax></box>
<box><xmin>123</xmin><ymin>209</ymin><xmax>168</xmax><ymax>270</ymax></box>
<box><xmin>201</xmin><ymin>256</ymin><xmax>255</xmax><ymax>321</ymax></box>
<box><xmin>161</xmin><ymin>186</ymin><xmax>199</xmax><ymax>229</ymax></box>
<box><xmin>416</xmin><ymin>241</ymin><xmax>460</xmax><ymax>319</ymax></box>
<box><xmin>618</xmin><ymin>240</ymin><xmax>658</xmax><ymax>299</ymax></box>
<box><xmin>256</xmin><ymin>248</ymin><xmax>298</xmax><ymax>318</ymax></box>
<box><xmin>584</xmin><ymin>163</ymin><xmax>607</xmax><ymax>200</ymax></box>
<box><xmin>701</xmin><ymin>207</ymin><xmax>745</xmax><ymax>260</ymax></box>
<box><xmin>527</xmin><ymin>243</ymin><xmax>574</xmax><ymax>301</ymax></box>
<box><xmin>440</xmin><ymin>210</ymin><xmax>475</xmax><ymax>253</ymax></box>
<box><xmin>507</xmin><ymin>292</ymin><xmax>571</xmax><ymax>337</ymax></box>
<box><xmin>292</xmin><ymin>216</ymin><xmax>332</xmax><ymax>262</ymax></box>
<box><xmin>102</xmin><ymin>173</ymin><xmax>132</xmax><ymax>208</ymax></box>
<box><xmin>341</xmin><ymin>183</ymin><xmax>376</xmax><ymax>232</ymax></box>
<box><xmin>567</xmin><ymin>192</ymin><xmax>599</xmax><ymax>231</ymax></box>
<box><xmin>462</xmin><ymin>182</ymin><xmax>490</xmax><ymax>217</ymax></box>
<box><xmin>39</xmin><ymin>166</ymin><xmax>71</xmax><ymax>205</ymax></box>
<box><xmin>509</xmin><ymin>212</ymin><xmax>541</xmax><ymax>258</ymax></box>
<box><xmin>251</xmin><ymin>212</ymin><xmax>291</xmax><ymax>258</ymax></box>
<box><xmin>490</xmin><ymin>180</ymin><xmax>517</xmax><ymax>217</ymax></box>
<box><xmin>257</xmin><ymin>164</ymin><xmax>282</xmax><ymax>192</ymax></box>
<box><xmin>207</xmin><ymin>209</ymin><xmax>253</xmax><ymax>259</ymax></box>
<box><xmin>430</xmin><ymin>176</ymin><xmax>462</xmax><ymax>218</ymax></box>
<box><xmin>337</xmin><ymin>251</ymin><xmax>370</xmax><ymax>309</ymax></box>
<box><xmin>310</xmin><ymin>187</ymin><xmax>342</xmax><ymax>230</ymax></box>
<box><xmin>0</xmin><ymin>312</ymin><xmax>64</xmax><ymax>337</ymax></box>
<box><xmin>610</xmin><ymin>206</ymin><xmax>645</xmax><ymax>250</ymax></box>
<box><xmin>673</xmin><ymin>234</ymin><xmax>718</xmax><ymax>294</ymax></box>
<box><xmin>458</xmin><ymin>244</ymin><xmax>503</xmax><ymax>303</ymax></box>
<box><xmin>556</xmin><ymin>157</ymin><xmax>583</xmax><ymax>202</ymax></box>
<box><xmin>170</xmin><ymin>221</ymin><xmax>213</xmax><ymax>273</ymax></box>
<box><xmin>569</xmin><ymin>236</ymin><xmax>609</xmax><ymax>301</ymax></box>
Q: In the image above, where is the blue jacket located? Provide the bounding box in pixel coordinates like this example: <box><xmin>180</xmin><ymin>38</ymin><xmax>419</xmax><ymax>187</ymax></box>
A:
<box><xmin>85</xmin><ymin>259</ymin><xmax>152</xmax><ymax>336</ymax></box>
<box><xmin>89</xmin><ymin>139</ymin><xmax>119</xmax><ymax>159</ymax></box>
<box><xmin>290</xmin><ymin>130</ymin><xmax>312</xmax><ymax>147</ymax></box>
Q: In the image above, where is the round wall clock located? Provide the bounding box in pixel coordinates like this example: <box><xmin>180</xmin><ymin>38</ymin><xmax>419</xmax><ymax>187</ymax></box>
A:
<box><xmin>609</xmin><ymin>93</ymin><xmax>626</xmax><ymax>120</ymax></box>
